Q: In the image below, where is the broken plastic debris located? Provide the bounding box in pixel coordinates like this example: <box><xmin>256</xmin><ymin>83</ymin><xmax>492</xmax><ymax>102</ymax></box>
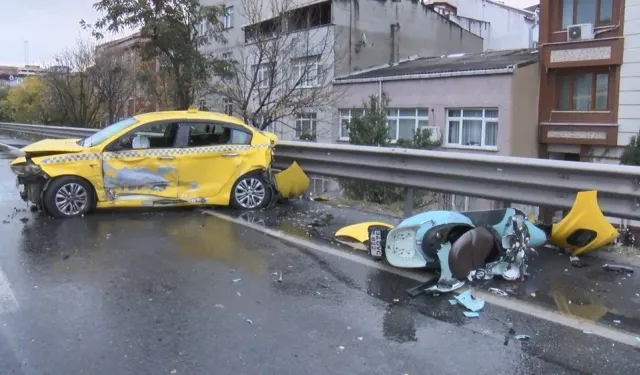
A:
<box><xmin>602</xmin><ymin>264</ymin><xmax>634</xmax><ymax>273</ymax></box>
<box><xmin>463</xmin><ymin>311</ymin><xmax>479</xmax><ymax>318</ymax></box>
<box><xmin>393</xmin><ymin>299</ymin><xmax>400</xmax><ymax>302</ymax></box>
<box><xmin>233</xmin><ymin>278</ymin><xmax>242</xmax><ymax>283</ymax></box>
<box><xmin>338</xmin><ymin>346</ymin><xmax>345</xmax><ymax>350</ymax></box>
<box><xmin>237</xmin><ymin>292</ymin><xmax>242</xmax><ymax>296</ymax></box>
<box><xmin>514</xmin><ymin>335</ymin><xmax>530</xmax><ymax>341</ymax></box>
<box><xmin>530</xmin><ymin>292</ymin><xmax>537</xmax><ymax>298</ymax></box>
<box><xmin>448</xmin><ymin>299</ymin><xmax>458</xmax><ymax>305</ymax></box>
<box><xmin>277</xmin><ymin>273</ymin><xmax>283</xmax><ymax>283</ymax></box>
<box><xmin>613</xmin><ymin>320</ymin><xmax>621</xmax><ymax>324</ymax></box>
<box><xmin>246</xmin><ymin>319</ymin><xmax>253</xmax><ymax>324</ymax></box>
<box><xmin>215</xmin><ymin>304</ymin><xmax>224</xmax><ymax>308</ymax></box>
<box><xmin>489</xmin><ymin>288</ymin><xmax>509</xmax><ymax>297</ymax></box>
<box><xmin>583</xmin><ymin>329</ymin><xmax>593</xmax><ymax>334</ymax></box>
<box><xmin>455</xmin><ymin>290</ymin><xmax>485</xmax><ymax>312</ymax></box>
<box><xmin>170</xmin><ymin>370</ymin><xmax>177</xmax><ymax>374</ymax></box>
<box><xmin>357</xmin><ymin>337</ymin><xmax>363</xmax><ymax>341</ymax></box>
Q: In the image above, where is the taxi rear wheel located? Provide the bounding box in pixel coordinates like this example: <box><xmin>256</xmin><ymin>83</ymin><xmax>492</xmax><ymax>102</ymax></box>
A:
<box><xmin>231</xmin><ymin>173</ymin><xmax>271</xmax><ymax>210</ymax></box>
<box><xmin>43</xmin><ymin>177</ymin><xmax>95</xmax><ymax>218</ymax></box>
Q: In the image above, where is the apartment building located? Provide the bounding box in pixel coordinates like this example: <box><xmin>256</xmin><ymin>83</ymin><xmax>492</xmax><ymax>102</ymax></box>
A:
<box><xmin>95</xmin><ymin>32</ymin><xmax>159</xmax><ymax>123</ymax></box>
<box><xmin>537</xmin><ymin>0</ymin><xmax>637</xmax><ymax>164</ymax></box>
<box><xmin>0</xmin><ymin>65</ymin><xmax>43</xmax><ymax>88</ymax></box>
<box><xmin>423</xmin><ymin>0</ymin><xmax>540</xmax><ymax>51</ymax></box>
<box><xmin>202</xmin><ymin>0</ymin><xmax>484</xmax><ymax>142</ymax></box>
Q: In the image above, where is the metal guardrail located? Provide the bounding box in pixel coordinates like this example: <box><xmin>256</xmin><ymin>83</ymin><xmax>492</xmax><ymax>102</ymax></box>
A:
<box><xmin>2</xmin><ymin>122</ymin><xmax>640</xmax><ymax>220</ymax></box>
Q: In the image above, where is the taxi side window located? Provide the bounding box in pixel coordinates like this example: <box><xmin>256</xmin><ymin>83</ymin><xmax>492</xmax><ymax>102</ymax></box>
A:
<box><xmin>116</xmin><ymin>122</ymin><xmax>179</xmax><ymax>150</ymax></box>
<box><xmin>186</xmin><ymin>123</ymin><xmax>252</xmax><ymax>147</ymax></box>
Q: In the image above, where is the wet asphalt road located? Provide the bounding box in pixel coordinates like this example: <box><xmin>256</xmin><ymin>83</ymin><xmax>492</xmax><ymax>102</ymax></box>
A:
<box><xmin>1</xmin><ymin>146</ymin><xmax>640</xmax><ymax>374</ymax></box>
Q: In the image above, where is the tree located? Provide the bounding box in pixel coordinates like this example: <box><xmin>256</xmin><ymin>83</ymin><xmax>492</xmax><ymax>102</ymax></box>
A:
<box><xmin>1</xmin><ymin>77</ymin><xmax>58</xmax><ymax>124</ymax></box>
<box><xmin>340</xmin><ymin>93</ymin><xmax>443</xmax><ymax>207</ymax></box>
<box><xmin>621</xmin><ymin>131</ymin><xmax>640</xmax><ymax>166</ymax></box>
<box><xmin>0</xmin><ymin>86</ymin><xmax>10</xmax><ymax>121</ymax></box>
<box><xmin>42</xmin><ymin>39</ymin><xmax>102</xmax><ymax>127</ymax></box>
<box><xmin>83</xmin><ymin>0</ymin><xmax>227</xmax><ymax>110</ymax></box>
<box><xmin>91</xmin><ymin>50</ymin><xmax>136</xmax><ymax>124</ymax></box>
<box><xmin>209</xmin><ymin>0</ymin><xmax>337</xmax><ymax>131</ymax></box>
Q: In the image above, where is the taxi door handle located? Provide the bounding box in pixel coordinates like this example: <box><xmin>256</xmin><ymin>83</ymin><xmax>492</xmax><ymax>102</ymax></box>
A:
<box><xmin>222</xmin><ymin>153</ymin><xmax>239</xmax><ymax>157</ymax></box>
<box><xmin>157</xmin><ymin>155</ymin><xmax>175</xmax><ymax>160</ymax></box>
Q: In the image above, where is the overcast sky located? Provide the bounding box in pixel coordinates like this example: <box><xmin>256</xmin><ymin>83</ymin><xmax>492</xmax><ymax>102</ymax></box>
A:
<box><xmin>0</xmin><ymin>0</ymin><xmax>538</xmax><ymax>67</ymax></box>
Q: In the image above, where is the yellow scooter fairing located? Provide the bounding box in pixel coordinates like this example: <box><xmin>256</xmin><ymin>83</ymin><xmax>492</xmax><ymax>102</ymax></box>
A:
<box><xmin>335</xmin><ymin>222</ymin><xmax>395</xmax><ymax>244</ymax></box>
<box><xmin>550</xmin><ymin>190</ymin><xmax>619</xmax><ymax>255</ymax></box>
<box><xmin>274</xmin><ymin>161</ymin><xmax>310</xmax><ymax>198</ymax></box>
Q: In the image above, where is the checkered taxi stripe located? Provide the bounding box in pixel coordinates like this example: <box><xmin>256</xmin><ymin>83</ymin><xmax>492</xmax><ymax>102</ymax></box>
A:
<box><xmin>39</xmin><ymin>143</ymin><xmax>272</xmax><ymax>164</ymax></box>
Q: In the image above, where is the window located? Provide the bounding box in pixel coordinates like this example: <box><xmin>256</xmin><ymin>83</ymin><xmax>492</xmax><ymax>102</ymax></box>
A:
<box><xmin>222</xmin><ymin>52</ymin><xmax>233</xmax><ymax>60</ymax></box>
<box><xmin>561</xmin><ymin>0</ymin><xmax>613</xmax><ymax>29</ymax></box>
<box><xmin>338</xmin><ymin>108</ymin><xmax>364</xmax><ymax>139</ymax></box>
<box><xmin>114</xmin><ymin>122</ymin><xmax>179</xmax><ymax>150</ymax></box>
<box><xmin>292</xmin><ymin>55</ymin><xmax>321</xmax><ymax>88</ymax></box>
<box><xmin>387</xmin><ymin>108</ymin><xmax>429</xmax><ymax>141</ymax></box>
<box><xmin>81</xmin><ymin>117</ymin><xmax>139</xmax><ymax>147</ymax></box>
<box><xmin>186</xmin><ymin>123</ymin><xmax>252</xmax><ymax>147</ymax></box>
<box><xmin>446</xmin><ymin>109</ymin><xmax>498</xmax><ymax>149</ymax></box>
<box><xmin>224</xmin><ymin>6</ymin><xmax>234</xmax><ymax>29</ymax></box>
<box><xmin>253</xmin><ymin>63</ymin><xmax>273</xmax><ymax>88</ymax></box>
<box><xmin>556</xmin><ymin>71</ymin><xmax>610</xmax><ymax>111</ymax></box>
<box><xmin>222</xmin><ymin>97</ymin><xmax>233</xmax><ymax>116</ymax></box>
<box><xmin>197</xmin><ymin>99</ymin><xmax>207</xmax><ymax>110</ymax></box>
<box><xmin>295</xmin><ymin>112</ymin><xmax>317</xmax><ymax>138</ymax></box>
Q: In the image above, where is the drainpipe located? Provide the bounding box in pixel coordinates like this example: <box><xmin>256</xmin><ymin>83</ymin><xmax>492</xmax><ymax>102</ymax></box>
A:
<box><xmin>529</xmin><ymin>10</ymin><xmax>539</xmax><ymax>49</ymax></box>
<box><xmin>378</xmin><ymin>79</ymin><xmax>382</xmax><ymax>105</ymax></box>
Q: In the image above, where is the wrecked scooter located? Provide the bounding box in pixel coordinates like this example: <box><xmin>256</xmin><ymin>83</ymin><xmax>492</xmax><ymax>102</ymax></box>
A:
<box><xmin>366</xmin><ymin>208</ymin><xmax>548</xmax><ymax>293</ymax></box>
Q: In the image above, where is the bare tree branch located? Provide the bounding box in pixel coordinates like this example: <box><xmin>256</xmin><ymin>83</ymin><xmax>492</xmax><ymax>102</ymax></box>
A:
<box><xmin>209</xmin><ymin>0</ymin><xmax>342</xmax><ymax>135</ymax></box>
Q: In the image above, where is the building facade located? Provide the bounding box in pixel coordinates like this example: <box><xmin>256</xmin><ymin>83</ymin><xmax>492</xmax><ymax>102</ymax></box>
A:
<box><xmin>201</xmin><ymin>0</ymin><xmax>484</xmax><ymax>143</ymax></box>
<box><xmin>0</xmin><ymin>65</ymin><xmax>43</xmax><ymax>88</ymax></box>
<box><xmin>537</xmin><ymin>0</ymin><xmax>633</xmax><ymax>164</ymax></box>
<box><xmin>423</xmin><ymin>0</ymin><xmax>540</xmax><ymax>51</ymax></box>
<box><xmin>331</xmin><ymin>49</ymin><xmax>540</xmax><ymax>211</ymax></box>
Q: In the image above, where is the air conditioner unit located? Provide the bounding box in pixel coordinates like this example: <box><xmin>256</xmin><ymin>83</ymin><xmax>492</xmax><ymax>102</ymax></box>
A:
<box><xmin>567</xmin><ymin>23</ymin><xmax>595</xmax><ymax>41</ymax></box>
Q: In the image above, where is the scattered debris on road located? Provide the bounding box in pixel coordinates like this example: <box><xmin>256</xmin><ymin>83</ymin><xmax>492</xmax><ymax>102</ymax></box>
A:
<box><xmin>215</xmin><ymin>304</ymin><xmax>224</xmax><ymax>308</ymax></box>
<box><xmin>602</xmin><ymin>264</ymin><xmax>634</xmax><ymax>274</ymax></box>
<box><xmin>246</xmin><ymin>319</ymin><xmax>253</xmax><ymax>324</ymax></box>
<box><xmin>514</xmin><ymin>335</ymin><xmax>530</xmax><ymax>341</ymax></box>
<box><xmin>454</xmin><ymin>290</ymin><xmax>485</xmax><ymax>313</ymax></box>
<box><xmin>233</xmin><ymin>278</ymin><xmax>242</xmax><ymax>283</ymax></box>
<box><xmin>463</xmin><ymin>311</ymin><xmax>479</xmax><ymax>318</ymax></box>
<box><xmin>488</xmin><ymin>287</ymin><xmax>509</xmax><ymax>297</ymax></box>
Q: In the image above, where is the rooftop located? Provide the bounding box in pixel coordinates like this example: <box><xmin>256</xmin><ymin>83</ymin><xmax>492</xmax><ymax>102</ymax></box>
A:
<box><xmin>334</xmin><ymin>48</ymin><xmax>539</xmax><ymax>82</ymax></box>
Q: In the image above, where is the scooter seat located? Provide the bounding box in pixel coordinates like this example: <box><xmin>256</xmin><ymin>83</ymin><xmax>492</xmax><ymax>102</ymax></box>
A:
<box><xmin>448</xmin><ymin>227</ymin><xmax>496</xmax><ymax>279</ymax></box>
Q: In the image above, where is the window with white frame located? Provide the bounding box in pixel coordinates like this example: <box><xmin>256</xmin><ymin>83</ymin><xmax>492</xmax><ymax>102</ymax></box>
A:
<box><xmin>295</xmin><ymin>112</ymin><xmax>317</xmax><ymax>138</ymax></box>
<box><xmin>224</xmin><ymin>6</ymin><xmax>234</xmax><ymax>29</ymax></box>
<box><xmin>197</xmin><ymin>99</ymin><xmax>207</xmax><ymax>110</ymax></box>
<box><xmin>338</xmin><ymin>108</ymin><xmax>364</xmax><ymax>139</ymax></box>
<box><xmin>446</xmin><ymin>108</ymin><xmax>498</xmax><ymax>149</ymax></box>
<box><xmin>222</xmin><ymin>97</ymin><xmax>233</xmax><ymax>116</ymax></box>
<box><xmin>253</xmin><ymin>63</ymin><xmax>272</xmax><ymax>88</ymax></box>
<box><xmin>292</xmin><ymin>55</ymin><xmax>321</xmax><ymax>88</ymax></box>
<box><xmin>387</xmin><ymin>108</ymin><xmax>429</xmax><ymax>141</ymax></box>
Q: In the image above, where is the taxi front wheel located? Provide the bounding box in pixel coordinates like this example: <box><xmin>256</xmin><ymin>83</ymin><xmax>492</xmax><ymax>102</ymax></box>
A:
<box><xmin>231</xmin><ymin>174</ymin><xmax>271</xmax><ymax>210</ymax></box>
<box><xmin>43</xmin><ymin>176</ymin><xmax>95</xmax><ymax>218</ymax></box>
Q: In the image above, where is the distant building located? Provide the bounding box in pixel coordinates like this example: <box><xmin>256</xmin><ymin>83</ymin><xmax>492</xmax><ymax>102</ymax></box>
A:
<box><xmin>0</xmin><ymin>64</ymin><xmax>43</xmax><ymax>88</ymax></box>
<box><xmin>95</xmin><ymin>32</ymin><xmax>159</xmax><ymax>123</ymax></box>
<box><xmin>424</xmin><ymin>0</ymin><xmax>540</xmax><ymax>51</ymax></box>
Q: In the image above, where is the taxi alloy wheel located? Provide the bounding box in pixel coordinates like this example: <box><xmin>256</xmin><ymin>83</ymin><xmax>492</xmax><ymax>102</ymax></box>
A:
<box><xmin>231</xmin><ymin>174</ymin><xmax>271</xmax><ymax>209</ymax></box>
<box><xmin>44</xmin><ymin>176</ymin><xmax>95</xmax><ymax>218</ymax></box>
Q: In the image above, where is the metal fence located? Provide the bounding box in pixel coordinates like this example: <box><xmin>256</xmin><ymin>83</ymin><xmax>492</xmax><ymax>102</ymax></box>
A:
<box><xmin>2</xmin><ymin>122</ymin><xmax>640</xmax><ymax>220</ymax></box>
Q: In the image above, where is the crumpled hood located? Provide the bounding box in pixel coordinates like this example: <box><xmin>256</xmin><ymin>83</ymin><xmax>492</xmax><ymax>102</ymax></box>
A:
<box><xmin>21</xmin><ymin>138</ymin><xmax>84</xmax><ymax>154</ymax></box>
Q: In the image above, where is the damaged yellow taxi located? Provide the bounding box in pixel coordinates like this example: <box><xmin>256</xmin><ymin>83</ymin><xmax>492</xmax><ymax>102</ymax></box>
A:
<box><xmin>10</xmin><ymin>108</ymin><xmax>309</xmax><ymax>218</ymax></box>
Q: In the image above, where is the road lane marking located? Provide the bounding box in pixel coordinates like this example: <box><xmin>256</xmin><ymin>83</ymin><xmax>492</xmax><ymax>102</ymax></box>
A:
<box><xmin>0</xmin><ymin>268</ymin><xmax>19</xmax><ymax>315</ymax></box>
<box><xmin>202</xmin><ymin>209</ymin><xmax>640</xmax><ymax>348</ymax></box>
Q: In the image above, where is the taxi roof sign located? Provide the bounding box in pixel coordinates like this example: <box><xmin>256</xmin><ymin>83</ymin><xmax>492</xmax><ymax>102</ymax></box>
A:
<box><xmin>187</xmin><ymin>106</ymin><xmax>198</xmax><ymax>113</ymax></box>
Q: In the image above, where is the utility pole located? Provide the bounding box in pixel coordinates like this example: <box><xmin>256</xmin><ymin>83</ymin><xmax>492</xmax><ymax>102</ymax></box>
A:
<box><xmin>24</xmin><ymin>40</ymin><xmax>29</xmax><ymax>66</ymax></box>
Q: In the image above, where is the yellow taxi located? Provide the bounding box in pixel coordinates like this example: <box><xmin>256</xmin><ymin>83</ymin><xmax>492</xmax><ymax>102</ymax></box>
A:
<box><xmin>9</xmin><ymin>108</ymin><xmax>309</xmax><ymax>218</ymax></box>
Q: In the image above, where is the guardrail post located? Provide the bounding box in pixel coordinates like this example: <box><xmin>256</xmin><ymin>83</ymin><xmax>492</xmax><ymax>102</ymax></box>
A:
<box><xmin>403</xmin><ymin>187</ymin><xmax>414</xmax><ymax>218</ymax></box>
